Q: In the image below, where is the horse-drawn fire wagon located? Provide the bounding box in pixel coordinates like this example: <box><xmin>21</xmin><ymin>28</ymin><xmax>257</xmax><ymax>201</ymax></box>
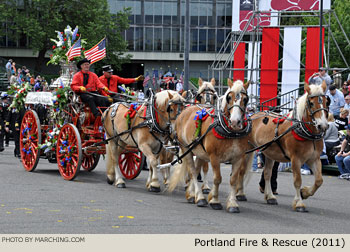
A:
<box><xmin>19</xmin><ymin>89</ymin><xmax>145</xmax><ymax>181</ymax></box>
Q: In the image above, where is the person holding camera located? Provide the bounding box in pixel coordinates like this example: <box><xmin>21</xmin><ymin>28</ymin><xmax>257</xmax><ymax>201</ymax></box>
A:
<box><xmin>308</xmin><ymin>67</ymin><xmax>332</xmax><ymax>91</ymax></box>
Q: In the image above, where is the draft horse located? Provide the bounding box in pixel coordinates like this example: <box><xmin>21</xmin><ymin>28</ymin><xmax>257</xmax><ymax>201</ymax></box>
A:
<box><xmin>247</xmin><ymin>82</ymin><xmax>329</xmax><ymax>212</ymax></box>
<box><xmin>168</xmin><ymin>79</ymin><xmax>253</xmax><ymax>213</ymax></box>
<box><xmin>103</xmin><ymin>90</ymin><xmax>185</xmax><ymax>191</ymax></box>
<box><xmin>181</xmin><ymin>77</ymin><xmax>218</xmax><ymax>193</ymax></box>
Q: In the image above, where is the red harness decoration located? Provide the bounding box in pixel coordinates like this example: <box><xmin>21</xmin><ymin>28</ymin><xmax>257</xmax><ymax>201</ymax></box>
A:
<box><xmin>290</xmin><ymin>120</ymin><xmax>314</xmax><ymax>141</ymax></box>
<box><xmin>271</xmin><ymin>114</ymin><xmax>309</xmax><ymax>141</ymax></box>
<box><xmin>142</xmin><ymin>105</ymin><xmax>160</xmax><ymax>124</ymax></box>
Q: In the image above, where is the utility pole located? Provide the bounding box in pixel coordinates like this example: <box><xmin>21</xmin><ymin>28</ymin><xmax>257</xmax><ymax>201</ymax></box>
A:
<box><xmin>319</xmin><ymin>0</ymin><xmax>323</xmax><ymax>68</ymax></box>
<box><xmin>184</xmin><ymin>0</ymin><xmax>190</xmax><ymax>91</ymax></box>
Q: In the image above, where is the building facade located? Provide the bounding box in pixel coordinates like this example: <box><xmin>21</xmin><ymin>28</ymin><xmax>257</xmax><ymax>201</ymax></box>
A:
<box><xmin>0</xmin><ymin>0</ymin><xmax>232</xmax><ymax>79</ymax></box>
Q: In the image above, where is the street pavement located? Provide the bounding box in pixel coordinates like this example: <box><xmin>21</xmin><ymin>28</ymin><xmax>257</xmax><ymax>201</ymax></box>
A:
<box><xmin>1</xmin><ymin>143</ymin><xmax>350</xmax><ymax>234</ymax></box>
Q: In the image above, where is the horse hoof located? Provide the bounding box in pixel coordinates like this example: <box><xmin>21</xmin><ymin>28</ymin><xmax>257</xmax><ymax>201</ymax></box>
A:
<box><xmin>267</xmin><ymin>198</ymin><xmax>278</xmax><ymax>205</ymax></box>
<box><xmin>197</xmin><ymin>199</ymin><xmax>208</xmax><ymax>207</ymax></box>
<box><xmin>202</xmin><ymin>189</ymin><xmax>210</xmax><ymax>194</ymax></box>
<box><xmin>227</xmin><ymin>207</ymin><xmax>240</xmax><ymax>213</ymax></box>
<box><xmin>236</xmin><ymin>195</ymin><xmax>247</xmax><ymax>201</ymax></box>
<box><xmin>149</xmin><ymin>186</ymin><xmax>161</xmax><ymax>193</ymax></box>
<box><xmin>187</xmin><ymin>197</ymin><xmax>195</xmax><ymax>204</ymax></box>
<box><xmin>210</xmin><ymin>203</ymin><xmax>223</xmax><ymax>210</ymax></box>
<box><xmin>116</xmin><ymin>183</ymin><xmax>126</xmax><ymax>188</ymax></box>
<box><xmin>107</xmin><ymin>177</ymin><xmax>114</xmax><ymax>185</ymax></box>
<box><xmin>296</xmin><ymin>207</ymin><xmax>308</xmax><ymax>213</ymax></box>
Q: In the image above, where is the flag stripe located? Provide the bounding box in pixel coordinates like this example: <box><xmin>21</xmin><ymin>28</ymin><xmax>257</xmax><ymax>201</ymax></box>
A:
<box><xmin>84</xmin><ymin>38</ymin><xmax>106</xmax><ymax>64</ymax></box>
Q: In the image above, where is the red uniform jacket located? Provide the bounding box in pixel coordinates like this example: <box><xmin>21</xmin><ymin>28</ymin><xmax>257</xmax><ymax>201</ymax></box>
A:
<box><xmin>71</xmin><ymin>71</ymin><xmax>108</xmax><ymax>96</ymax></box>
<box><xmin>99</xmin><ymin>75</ymin><xmax>136</xmax><ymax>93</ymax></box>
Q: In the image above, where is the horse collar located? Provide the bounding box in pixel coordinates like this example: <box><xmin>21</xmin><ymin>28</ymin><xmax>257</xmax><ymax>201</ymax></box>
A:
<box><xmin>213</xmin><ymin>110</ymin><xmax>252</xmax><ymax>139</ymax></box>
<box><xmin>146</xmin><ymin>95</ymin><xmax>169</xmax><ymax>135</ymax></box>
<box><xmin>291</xmin><ymin>120</ymin><xmax>324</xmax><ymax>141</ymax></box>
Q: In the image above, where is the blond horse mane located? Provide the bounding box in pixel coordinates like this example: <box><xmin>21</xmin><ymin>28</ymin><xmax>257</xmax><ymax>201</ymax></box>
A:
<box><xmin>289</xmin><ymin>84</ymin><xmax>325</xmax><ymax>121</ymax></box>
<box><xmin>221</xmin><ymin>80</ymin><xmax>244</xmax><ymax>111</ymax></box>
<box><xmin>198</xmin><ymin>80</ymin><xmax>216</xmax><ymax>94</ymax></box>
<box><xmin>155</xmin><ymin>90</ymin><xmax>183</xmax><ymax>109</ymax></box>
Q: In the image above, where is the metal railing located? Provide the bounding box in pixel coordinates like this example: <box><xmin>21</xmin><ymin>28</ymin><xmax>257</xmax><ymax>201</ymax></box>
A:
<box><xmin>258</xmin><ymin>86</ymin><xmax>304</xmax><ymax>114</ymax></box>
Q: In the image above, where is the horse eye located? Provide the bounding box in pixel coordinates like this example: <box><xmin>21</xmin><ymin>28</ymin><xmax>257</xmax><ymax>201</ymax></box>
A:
<box><xmin>236</xmin><ymin>94</ymin><xmax>240</xmax><ymax>100</ymax></box>
<box><xmin>309</xmin><ymin>102</ymin><xmax>314</xmax><ymax>107</ymax></box>
<box><xmin>318</xmin><ymin>97</ymin><xmax>323</xmax><ymax>104</ymax></box>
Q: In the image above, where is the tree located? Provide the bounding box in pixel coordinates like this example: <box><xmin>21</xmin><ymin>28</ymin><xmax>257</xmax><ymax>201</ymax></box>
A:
<box><xmin>0</xmin><ymin>0</ymin><xmax>131</xmax><ymax>72</ymax></box>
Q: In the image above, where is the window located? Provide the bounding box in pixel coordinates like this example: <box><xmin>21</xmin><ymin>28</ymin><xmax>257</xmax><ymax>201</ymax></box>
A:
<box><xmin>208</xmin><ymin>29</ymin><xmax>215</xmax><ymax>52</ymax></box>
<box><xmin>199</xmin><ymin>29</ymin><xmax>207</xmax><ymax>52</ymax></box>
<box><xmin>216</xmin><ymin>3</ymin><xmax>225</xmax><ymax>27</ymax></box>
<box><xmin>126</xmin><ymin>28</ymin><xmax>134</xmax><ymax>50</ymax></box>
<box><xmin>154</xmin><ymin>28</ymin><xmax>162</xmax><ymax>51</ymax></box>
<box><xmin>135</xmin><ymin>27</ymin><xmax>143</xmax><ymax>51</ymax></box>
<box><xmin>217</xmin><ymin>29</ymin><xmax>224</xmax><ymax>52</ymax></box>
<box><xmin>191</xmin><ymin>29</ymin><xmax>198</xmax><ymax>52</ymax></box>
<box><xmin>172</xmin><ymin>28</ymin><xmax>180</xmax><ymax>52</ymax></box>
<box><xmin>145</xmin><ymin>27</ymin><xmax>153</xmax><ymax>51</ymax></box>
<box><xmin>163</xmin><ymin>28</ymin><xmax>171</xmax><ymax>51</ymax></box>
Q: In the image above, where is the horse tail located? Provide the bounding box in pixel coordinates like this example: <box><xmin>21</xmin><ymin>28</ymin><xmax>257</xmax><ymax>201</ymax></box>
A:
<box><xmin>167</xmin><ymin>162</ymin><xmax>187</xmax><ymax>192</ymax></box>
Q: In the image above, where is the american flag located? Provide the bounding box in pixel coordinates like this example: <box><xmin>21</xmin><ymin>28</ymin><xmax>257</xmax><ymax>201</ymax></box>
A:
<box><xmin>152</xmin><ymin>71</ymin><xmax>156</xmax><ymax>86</ymax></box>
<box><xmin>84</xmin><ymin>37</ymin><xmax>106</xmax><ymax>64</ymax></box>
<box><xmin>65</xmin><ymin>38</ymin><xmax>81</xmax><ymax>61</ymax></box>
<box><xmin>143</xmin><ymin>72</ymin><xmax>150</xmax><ymax>87</ymax></box>
<box><xmin>180</xmin><ymin>71</ymin><xmax>184</xmax><ymax>83</ymax></box>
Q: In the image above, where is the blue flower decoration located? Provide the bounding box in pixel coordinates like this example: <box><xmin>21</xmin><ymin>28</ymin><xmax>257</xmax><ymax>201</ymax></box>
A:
<box><xmin>194</xmin><ymin>109</ymin><xmax>207</xmax><ymax>121</ymax></box>
<box><xmin>118</xmin><ymin>86</ymin><xmax>126</xmax><ymax>93</ymax></box>
<box><xmin>60</xmin><ymin>161</ymin><xmax>65</xmax><ymax>166</ymax></box>
<box><xmin>62</xmin><ymin>140</ymin><xmax>68</xmax><ymax>146</ymax></box>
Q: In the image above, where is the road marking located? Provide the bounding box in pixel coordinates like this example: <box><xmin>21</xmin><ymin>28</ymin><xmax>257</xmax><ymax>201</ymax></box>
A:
<box><xmin>57</xmin><ymin>220</ymin><xmax>63</xmax><ymax>222</ymax></box>
<box><xmin>126</xmin><ymin>216</ymin><xmax>134</xmax><ymax>219</ymax></box>
<box><xmin>118</xmin><ymin>216</ymin><xmax>124</xmax><ymax>219</ymax></box>
<box><xmin>90</xmin><ymin>200</ymin><xmax>95</xmax><ymax>203</ymax></box>
<box><xmin>112</xmin><ymin>226</ymin><xmax>120</xmax><ymax>228</ymax></box>
<box><xmin>92</xmin><ymin>209</ymin><xmax>105</xmax><ymax>212</ymax></box>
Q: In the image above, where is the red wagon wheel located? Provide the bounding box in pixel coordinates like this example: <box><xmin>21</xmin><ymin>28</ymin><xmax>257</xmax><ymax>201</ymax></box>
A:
<box><xmin>20</xmin><ymin>110</ymin><xmax>41</xmax><ymax>172</ymax></box>
<box><xmin>82</xmin><ymin>153</ymin><xmax>100</xmax><ymax>172</ymax></box>
<box><xmin>56</xmin><ymin>124</ymin><xmax>82</xmax><ymax>180</ymax></box>
<box><xmin>118</xmin><ymin>150</ymin><xmax>144</xmax><ymax>180</ymax></box>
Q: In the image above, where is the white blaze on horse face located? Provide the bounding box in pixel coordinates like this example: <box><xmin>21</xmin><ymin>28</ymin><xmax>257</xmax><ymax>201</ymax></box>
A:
<box><xmin>314</xmin><ymin>102</ymin><xmax>328</xmax><ymax>131</ymax></box>
<box><xmin>229</xmin><ymin>94</ymin><xmax>244</xmax><ymax>129</ymax></box>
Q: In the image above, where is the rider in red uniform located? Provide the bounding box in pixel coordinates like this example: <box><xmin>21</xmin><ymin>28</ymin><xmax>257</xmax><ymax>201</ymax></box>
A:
<box><xmin>98</xmin><ymin>65</ymin><xmax>143</xmax><ymax>94</ymax></box>
<box><xmin>71</xmin><ymin>58</ymin><xmax>111</xmax><ymax>117</ymax></box>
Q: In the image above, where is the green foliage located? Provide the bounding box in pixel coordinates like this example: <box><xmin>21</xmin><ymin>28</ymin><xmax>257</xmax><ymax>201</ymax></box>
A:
<box><xmin>1</xmin><ymin>0</ymin><xmax>131</xmax><ymax>72</ymax></box>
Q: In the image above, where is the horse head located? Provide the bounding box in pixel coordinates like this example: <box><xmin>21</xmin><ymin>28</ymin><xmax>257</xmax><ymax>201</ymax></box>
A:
<box><xmin>155</xmin><ymin>90</ymin><xmax>185</xmax><ymax>129</ymax></box>
<box><xmin>300</xmin><ymin>81</ymin><xmax>329</xmax><ymax>132</ymax></box>
<box><xmin>222</xmin><ymin>79</ymin><xmax>250</xmax><ymax>130</ymax></box>
<box><xmin>196</xmin><ymin>78</ymin><xmax>217</xmax><ymax>105</ymax></box>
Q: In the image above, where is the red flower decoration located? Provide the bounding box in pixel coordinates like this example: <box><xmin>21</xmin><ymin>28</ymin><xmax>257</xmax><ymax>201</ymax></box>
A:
<box><xmin>64</xmin><ymin>38</ymin><xmax>67</xmax><ymax>41</ymax></box>
<box><xmin>62</xmin><ymin>46</ymin><xmax>66</xmax><ymax>49</ymax></box>
<box><xmin>131</xmin><ymin>92</ymin><xmax>135</xmax><ymax>96</ymax></box>
<box><xmin>49</xmin><ymin>130</ymin><xmax>53</xmax><ymax>133</ymax></box>
<box><xmin>57</xmin><ymin>94</ymin><xmax>61</xmax><ymax>98</ymax></box>
<box><xmin>50</xmin><ymin>54</ymin><xmax>53</xmax><ymax>57</ymax></box>
<box><xmin>82</xmin><ymin>48</ymin><xmax>85</xmax><ymax>51</ymax></box>
<box><xmin>76</xmin><ymin>34</ymin><xmax>80</xmax><ymax>37</ymax></box>
<box><xmin>52</xmin><ymin>45</ymin><xmax>56</xmax><ymax>49</ymax></box>
<box><xmin>51</xmin><ymin>147</ymin><xmax>55</xmax><ymax>151</ymax></box>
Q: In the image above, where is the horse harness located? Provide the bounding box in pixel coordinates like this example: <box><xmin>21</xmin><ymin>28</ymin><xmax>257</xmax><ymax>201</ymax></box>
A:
<box><xmin>170</xmin><ymin>99</ymin><xmax>252</xmax><ymax>166</ymax></box>
<box><xmin>101</xmin><ymin>90</ymin><xmax>182</xmax><ymax>154</ymax></box>
<box><xmin>246</xmin><ymin>94</ymin><xmax>327</xmax><ymax>158</ymax></box>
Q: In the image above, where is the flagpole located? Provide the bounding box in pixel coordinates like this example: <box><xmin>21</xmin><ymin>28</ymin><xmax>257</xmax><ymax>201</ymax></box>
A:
<box><xmin>184</xmin><ymin>0</ymin><xmax>190</xmax><ymax>91</ymax></box>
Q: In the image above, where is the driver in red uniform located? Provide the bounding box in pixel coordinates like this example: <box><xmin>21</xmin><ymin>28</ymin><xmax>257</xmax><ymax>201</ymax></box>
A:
<box><xmin>71</xmin><ymin>58</ymin><xmax>111</xmax><ymax>118</ymax></box>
